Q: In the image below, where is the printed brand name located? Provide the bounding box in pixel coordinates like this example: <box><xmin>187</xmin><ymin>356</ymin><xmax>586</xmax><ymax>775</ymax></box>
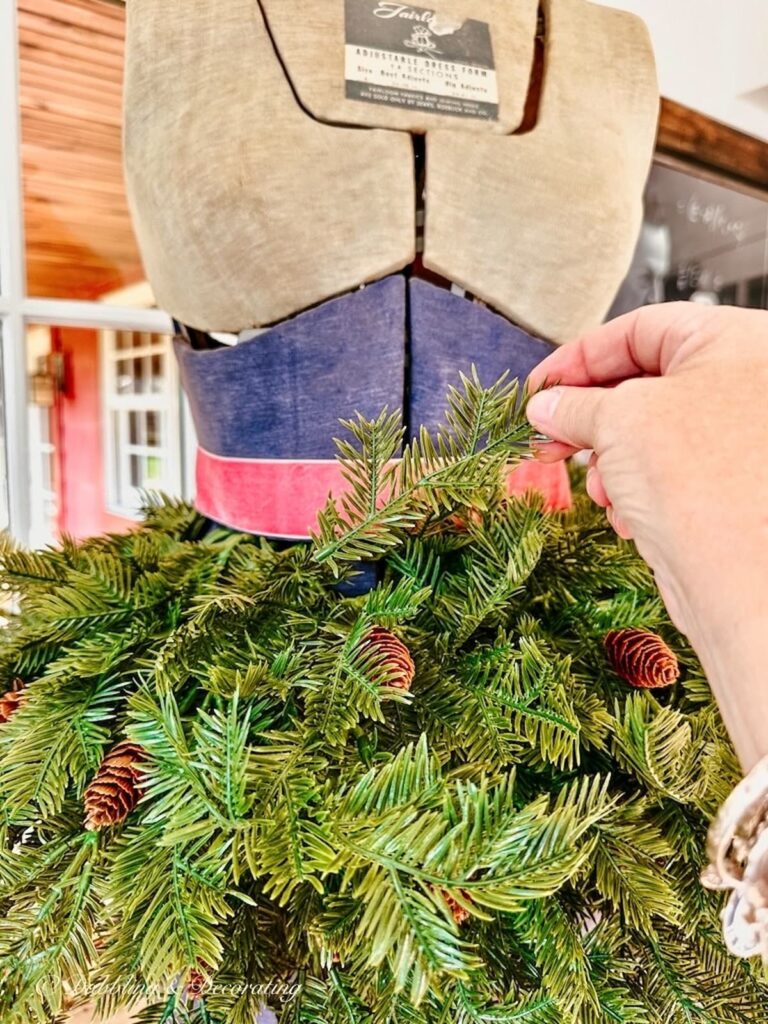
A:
<box><xmin>373</xmin><ymin>3</ymin><xmax>435</xmax><ymax>21</ymax></box>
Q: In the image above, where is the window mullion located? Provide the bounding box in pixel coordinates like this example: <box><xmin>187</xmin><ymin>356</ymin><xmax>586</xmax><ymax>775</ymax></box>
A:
<box><xmin>22</xmin><ymin>298</ymin><xmax>173</xmax><ymax>335</ymax></box>
<box><xmin>0</xmin><ymin>0</ymin><xmax>31</xmax><ymax>542</ymax></box>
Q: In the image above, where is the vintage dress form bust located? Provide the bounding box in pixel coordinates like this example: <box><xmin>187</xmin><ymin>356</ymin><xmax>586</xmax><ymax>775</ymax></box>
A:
<box><xmin>123</xmin><ymin>0</ymin><xmax>658</xmax><ymax>539</ymax></box>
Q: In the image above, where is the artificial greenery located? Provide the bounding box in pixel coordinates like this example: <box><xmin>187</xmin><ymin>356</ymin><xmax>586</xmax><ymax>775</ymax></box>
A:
<box><xmin>0</xmin><ymin>373</ymin><xmax>764</xmax><ymax>1024</ymax></box>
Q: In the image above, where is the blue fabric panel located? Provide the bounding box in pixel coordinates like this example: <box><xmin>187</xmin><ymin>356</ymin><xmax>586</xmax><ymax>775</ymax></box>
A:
<box><xmin>175</xmin><ymin>276</ymin><xmax>406</xmax><ymax>459</ymax></box>
<box><xmin>408</xmin><ymin>278</ymin><xmax>555</xmax><ymax>434</ymax></box>
<box><xmin>334</xmin><ymin>562</ymin><xmax>383</xmax><ymax>597</ymax></box>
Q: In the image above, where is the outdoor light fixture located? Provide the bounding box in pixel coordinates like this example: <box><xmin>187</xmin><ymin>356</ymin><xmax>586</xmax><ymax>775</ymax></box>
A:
<box><xmin>29</xmin><ymin>353</ymin><xmax>65</xmax><ymax>408</ymax></box>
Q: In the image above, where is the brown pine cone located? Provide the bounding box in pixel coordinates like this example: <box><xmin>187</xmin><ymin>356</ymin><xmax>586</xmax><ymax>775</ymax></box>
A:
<box><xmin>604</xmin><ymin>628</ymin><xmax>680</xmax><ymax>689</ymax></box>
<box><xmin>84</xmin><ymin>741</ymin><xmax>147</xmax><ymax>830</ymax></box>
<box><xmin>440</xmin><ymin>888</ymin><xmax>473</xmax><ymax>926</ymax></box>
<box><xmin>186</xmin><ymin>967</ymin><xmax>208</xmax><ymax>1001</ymax></box>
<box><xmin>363</xmin><ymin>627</ymin><xmax>415</xmax><ymax>692</ymax></box>
<box><xmin>445</xmin><ymin>509</ymin><xmax>483</xmax><ymax>533</ymax></box>
<box><xmin>0</xmin><ymin>681</ymin><xmax>26</xmax><ymax>724</ymax></box>
<box><xmin>185</xmin><ymin>959</ymin><xmax>213</xmax><ymax>1001</ymax></box>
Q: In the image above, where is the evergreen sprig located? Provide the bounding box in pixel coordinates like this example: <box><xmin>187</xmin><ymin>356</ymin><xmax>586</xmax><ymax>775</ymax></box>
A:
<box><xmin>313</xmin><ymin>370</ymin><xmax>531</xmax><ymax>570</ymax></box>
<box><xmin>0</xmin><ymin>374</ymin><xmax>762</xmax><ymax>1023</ymax></box>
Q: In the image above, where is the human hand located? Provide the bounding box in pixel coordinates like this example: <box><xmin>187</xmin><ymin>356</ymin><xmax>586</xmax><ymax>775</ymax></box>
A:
<box><xmin>526</xmin><ymin>303</ymin><xmax>768</xmax><ymax>770</ymax></box>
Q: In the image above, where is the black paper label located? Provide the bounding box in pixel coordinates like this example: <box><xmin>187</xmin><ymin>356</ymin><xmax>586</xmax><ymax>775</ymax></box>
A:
<box><xmin>345</xmin><ymin>1</ymin><xmax>499</xmax><ymax>121</ymax></box>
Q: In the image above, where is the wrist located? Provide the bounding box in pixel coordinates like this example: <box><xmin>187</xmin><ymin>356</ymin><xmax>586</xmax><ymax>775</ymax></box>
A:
<box><xmin>656</xmin><ymin>538</ymin><xmax>768</xmax><ymax>772</ymax></box>
<box><xmin>686</xmin><ymin>603</ymin><xmax>768</xmax><ymax>772</ymax></box>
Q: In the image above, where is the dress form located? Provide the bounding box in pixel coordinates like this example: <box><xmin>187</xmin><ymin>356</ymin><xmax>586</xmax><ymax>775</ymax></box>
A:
<box><xmin>123</xmin><ymin>0</ymin><xmax>658</xmax><ymax>540</ymax></box>
<box><xmin>124</xmin><ymin>0</ymin><xmax>658</xmax><ymax>341</ymax></box>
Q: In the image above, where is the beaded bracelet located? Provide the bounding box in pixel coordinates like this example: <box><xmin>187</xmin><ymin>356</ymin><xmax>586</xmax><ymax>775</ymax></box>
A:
<box><xmin>701</xmin><ymin>754</ymin><xmax>768</xmax><ymax>959</ymax></box>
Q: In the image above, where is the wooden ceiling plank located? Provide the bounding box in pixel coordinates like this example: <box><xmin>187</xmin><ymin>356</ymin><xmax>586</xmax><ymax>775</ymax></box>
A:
<box><xmin>20</xmin><ymin>47</ymin><xmax>124</xmax><ymax>85</ymax></box>
<box><xmin>19</xmin><ymin>87</ymin><xmax>123</xmax><ymax>129</ymax></box>
<box><xmin>18</xmin><ymin>16</ymin><xmax>124</xmax><ymax>61</ymax></box>
<box><xmin>21</xmin><ymin>0</ymin><xmax>145</xmax><ymax>300</ymax></box>
<box><xmin>18</xmin><ymin>0</ymin><xmax>125</xmax><ymax>41</ymax></box>
<box><xmin>22</xmin><ymin>124</ymin><xmax>122</xmax><ymax>159</ymax></box>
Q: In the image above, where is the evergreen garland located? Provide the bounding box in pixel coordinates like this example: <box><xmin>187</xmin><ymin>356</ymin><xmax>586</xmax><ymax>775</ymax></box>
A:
<box><xmin>0</xmin><ymin>372</ymin><xmax>764</xmax><ymax>1023</ymax></box>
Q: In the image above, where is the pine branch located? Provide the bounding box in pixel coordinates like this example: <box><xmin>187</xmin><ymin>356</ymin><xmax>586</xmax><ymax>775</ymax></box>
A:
<box><xmin>106</xmin><ymin>824</ymin><xmax>233</xmax><ymax>988</ymax></box>
<box><xmin>0</xmin><ymin>674</ymin><xmax>122</xmax><ymax>819</ymax></box>
<box><xmin>0</xmin><ymin>370</ymin><xmax>754</xmax><ymax>1024</ymax></box>
<box><xmin>0</xmin><ymin>830</ymin><xmax>100</xmax><ymax>1023</ymax></box>
<box><xmin>313</xmin><ymin>371</ymin><xmax>534</xmax><ymax>571</ymax></box>
<box><xmin>612</xmin><ymin>694</ymin><xmax>710</xmax><ymax>806</ymax></box>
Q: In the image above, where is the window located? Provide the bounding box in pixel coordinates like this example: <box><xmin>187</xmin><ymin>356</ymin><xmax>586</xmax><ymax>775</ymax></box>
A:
<box><xmin>0</xmin><ymin>0</ymin><xmax>180</xmax><ymax>544</ymax></box>
<box><xmin>102</xmin><ymin>330</ymin><xmax>182</xmax><ymax>518</ymax></box>
<box><xmin>611</xmin><ymin>161</ymin><xmax>768</xmax><ymax>317</ymax></box>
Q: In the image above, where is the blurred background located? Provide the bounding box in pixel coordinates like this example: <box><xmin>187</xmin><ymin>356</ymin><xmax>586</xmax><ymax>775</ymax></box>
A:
<box><xmin>1</xmin><ymin>0</ymin><xmax>767</xmax><ymax>556</ymax></box>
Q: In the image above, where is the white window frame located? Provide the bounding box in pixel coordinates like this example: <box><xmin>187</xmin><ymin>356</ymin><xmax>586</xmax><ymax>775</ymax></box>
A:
<box><xmin>0</xmin><ymin>0</ymin><xmax>174</xmax><ymax>544</ymax></box>
<box><xmin>27</xmin><ymin>403</ymin><xmax>58</xmax><ymax>549</ymax></box>
<box><xmin>100</xmin><ymin>329</ymin><xmax>183</xmax><ymax>519</ymax></box>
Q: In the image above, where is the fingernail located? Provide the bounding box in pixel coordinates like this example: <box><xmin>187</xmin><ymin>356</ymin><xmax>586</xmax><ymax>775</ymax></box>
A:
<box><xmin>527</xmin><ymin>388</ymin><xmax>563</xmax><ymax>430</ymax></box>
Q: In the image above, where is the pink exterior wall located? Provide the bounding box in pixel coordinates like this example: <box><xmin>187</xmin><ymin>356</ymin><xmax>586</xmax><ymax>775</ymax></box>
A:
<box><xmin>52</xmin><ymin>327</ymin><xmax>134</xmax><ymax>540</ymax></box>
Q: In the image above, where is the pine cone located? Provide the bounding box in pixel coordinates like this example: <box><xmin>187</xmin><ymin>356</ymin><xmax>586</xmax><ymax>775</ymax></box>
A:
<box><xmin>363</xmin><ymin>627</ymin><xmax>415</xmax><ymax>692</ymax></box>
<box><xmin>440</xmin><ymin>888</ymin><xmax>473</xmax><ymax>926</ymax></box>
<box><xmin>0</xmin><ymin>680</ymin><xmax>26</xmax><ymax>724</ymax></box>
<box><xmin>604</xmin><ymin>629</ymin><xmax>680</xmax><ymax>689</ymax></box>
<box><xmin>84</xmin><ymin>741</ymin><xmax>147</xmax><ymax>830</ymax></box>
<box><xmin>186</xmin><ymin>967</ymin><xmax>208</xmax><ymax>1001</ymax></box>
<box><xmin>185</xmin><ymin>959</ymin><xmax>213</xmax><ymax>1001</ymax></box>
<box><xmin>445</xmin><ymin>509</ymin><xmax>483</xmax><ymax>533</ymax></box>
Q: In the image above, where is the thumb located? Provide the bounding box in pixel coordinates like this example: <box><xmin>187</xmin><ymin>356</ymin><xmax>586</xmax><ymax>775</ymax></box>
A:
<box><xmin>526</xmin><ymin>386</ymin><xmax>606</xmax><ymax>451</ymax></box>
